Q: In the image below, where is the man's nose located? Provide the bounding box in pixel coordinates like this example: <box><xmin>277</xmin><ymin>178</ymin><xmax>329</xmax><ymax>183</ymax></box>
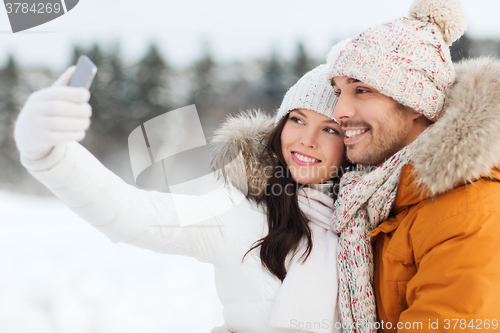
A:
<box><xmin>333</xmin><ymin>94</ymin><xmax>355</xmax><ymax>121</ymax></box>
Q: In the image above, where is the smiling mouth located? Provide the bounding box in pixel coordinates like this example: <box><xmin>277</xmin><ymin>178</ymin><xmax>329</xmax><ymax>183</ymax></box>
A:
<box><xmin>292</xmin><ymin>151</ymin><xmax>321</xmax><ymax>163</ymax></box>
<box><xmin>345</xmin><ymin>129</ymin><xmax>368</xmax><ymax>139</ymax></box>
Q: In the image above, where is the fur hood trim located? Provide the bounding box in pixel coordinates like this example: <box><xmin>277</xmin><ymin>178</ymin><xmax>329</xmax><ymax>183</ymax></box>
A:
<box><xmin>209</xmin><ymin>109</ymin><xmax>275</xmax><ymax>203</ymax></box>
<box><xmin>412</xmin><ymin>57</ymin><xmax>500</xmax><ymax>196</ymax></box>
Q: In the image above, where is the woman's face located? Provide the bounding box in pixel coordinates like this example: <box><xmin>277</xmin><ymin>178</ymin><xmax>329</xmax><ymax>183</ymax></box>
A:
<box><xmin>280</xmin><ymin>109</ymin><xmax>345</xmax><ymax>184</ymax></box>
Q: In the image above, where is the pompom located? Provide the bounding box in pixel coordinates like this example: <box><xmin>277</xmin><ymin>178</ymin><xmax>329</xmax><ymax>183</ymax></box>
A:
<box><xmin>326</xmin><ymin>38</ymin><xmax>351</xmax><ymax>64</ymax></box>
<box><xmin>409</xmin><ymin>0</ymin><xmax>467</xmax><ymax>45</ymax></box>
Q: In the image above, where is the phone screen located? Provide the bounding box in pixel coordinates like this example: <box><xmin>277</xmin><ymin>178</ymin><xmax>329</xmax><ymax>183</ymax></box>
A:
<box><xmin>68</xmin><ymin>55</ymin><xmax>98</xmax><ymax>89</ymax></box>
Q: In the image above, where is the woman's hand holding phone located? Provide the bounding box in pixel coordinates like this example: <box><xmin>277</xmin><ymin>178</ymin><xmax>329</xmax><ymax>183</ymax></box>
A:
<box><xmin>14</xmin><ymin>66</ymin><xmax>93</xmax><ymax>161</ymax></box>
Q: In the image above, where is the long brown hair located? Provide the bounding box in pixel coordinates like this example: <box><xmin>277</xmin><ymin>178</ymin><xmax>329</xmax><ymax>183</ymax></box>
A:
<box><xmin>244</xmin><ymin>113</ymin><xmax>348</xmax><ymax>281</ymax></box>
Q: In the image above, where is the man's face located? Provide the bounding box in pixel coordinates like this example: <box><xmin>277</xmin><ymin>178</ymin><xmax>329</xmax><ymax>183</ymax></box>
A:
<box><xmin>331</xmin><ymin>76</ymin><xmax>419</xmax><ymax>166</ymax></box>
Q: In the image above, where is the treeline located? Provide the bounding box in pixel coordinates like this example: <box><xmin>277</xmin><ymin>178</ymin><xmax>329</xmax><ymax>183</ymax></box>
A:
<box><xmin>0</xmin><ymin>41</ymin><xmax>319</xmax><ymax>194</ymax></box>
<box><xmin>0</xmin><ymin>34</ymin><xmax>495</xmax><ymax>195</ymax></box>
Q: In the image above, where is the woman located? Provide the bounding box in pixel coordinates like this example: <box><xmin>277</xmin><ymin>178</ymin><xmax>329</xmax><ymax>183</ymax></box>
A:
<box><xmin>14</xmin><ymin>64</ymin><xmax>347</xmax><ymax>333</ymax></box>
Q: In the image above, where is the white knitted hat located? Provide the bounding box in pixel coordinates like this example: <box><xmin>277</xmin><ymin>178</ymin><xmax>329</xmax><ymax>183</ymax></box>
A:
<box><xmin>327</xmin><ymin>0</ymin><xmax>467</xmax><ymax>121</ymax></box>
<box><xmin>326</xmin><ymin>38</ymin><xmax>352</xmax><ymax>67</ymax></box>
<box><xmin>275</xmin><ymin>64</ymin><xmax>338</xmax><ymax>126</ymax></box>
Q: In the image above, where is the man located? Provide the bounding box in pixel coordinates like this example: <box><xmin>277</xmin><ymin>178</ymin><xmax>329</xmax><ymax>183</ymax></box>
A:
<box><xmin>326</xmin><ymin>0</ymin><xmax>500</xmax><ymax>332</ymax></box>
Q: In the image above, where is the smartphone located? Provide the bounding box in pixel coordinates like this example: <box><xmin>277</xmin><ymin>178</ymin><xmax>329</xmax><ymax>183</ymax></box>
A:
<box><xmin>68</xmin><ymin>55</ymin><xmax>98</xmax><ymax>89</ymax></box>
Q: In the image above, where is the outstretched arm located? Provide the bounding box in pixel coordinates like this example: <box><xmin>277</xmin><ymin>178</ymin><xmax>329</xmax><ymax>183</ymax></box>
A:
<box><xmin>15</xmin><ymin>68</ymin><xmax>242</xmax><ymax>264</ymax></box>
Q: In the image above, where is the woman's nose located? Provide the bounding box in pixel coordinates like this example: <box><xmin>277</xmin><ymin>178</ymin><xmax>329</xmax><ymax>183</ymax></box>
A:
<box><xmin>299</xmin><ymin>131</ymin><xmax>318</xmax><ymax>149</ymax></box>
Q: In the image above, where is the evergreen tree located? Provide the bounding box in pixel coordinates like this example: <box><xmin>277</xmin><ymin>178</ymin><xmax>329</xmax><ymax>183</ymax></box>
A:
<box><xmin>0</xmin><ymin>55</ymin><xmax>23</xmax><ymax>184</ymax></box>
<box><xmin>292</xmin><ymin>41</ymin><xmax>312</xmax><ymax>82</ymax></box>
<box><xmin>450</xmin><ymin>34</ymin><xmax>473</xmax><ymax>62</ymax></box>
<box><xmin>221</xmin><ymin>62</ymin><xmax>253</xmax><ymax>115</ymax></box>
<box><xmin>134</xmin><ymin>43</ymin><xmax>172</xmax><ymax>123</ymax></box>
<box><xmin>0</xmin><ymin>56</ymin><xmax>20</xmax><ymax>121</ymax></box>
<box><xmin>70</xmin><ymin>45</ymin><xmax>86</xmax><ymax>65</ymax></box>
<box><xmin>258</xmin><ymin>51</ymin><xmax>287</xmax><ymax>112</ymax></box>
<box><xmin>105</xmin><ymin>44</ymin><xmax>136</xmax><ymax>137</ymax></box>
<box><xmin>188</xmin><ymin>50</ymin><xmax>217</xmax><ymax>114</ymax></box>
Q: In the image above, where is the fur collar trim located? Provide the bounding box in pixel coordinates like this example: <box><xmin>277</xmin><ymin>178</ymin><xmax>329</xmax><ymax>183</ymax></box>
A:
<box><xmin>209</xmin><ymin>109</ymin><xmax>275</xmax><ymax>203</ymax></box>
<box><xmin>412</xmin><ymin>57</ymin><xmax>500</xmax><ymax>196</ymax></box>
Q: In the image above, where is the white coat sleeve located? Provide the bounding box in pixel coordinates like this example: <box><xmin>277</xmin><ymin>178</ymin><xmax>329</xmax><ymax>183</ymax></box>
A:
<box><xmin>20</xmin><ymin>141</ymin><xmax>244</xmax><ymax>264</ymax></box>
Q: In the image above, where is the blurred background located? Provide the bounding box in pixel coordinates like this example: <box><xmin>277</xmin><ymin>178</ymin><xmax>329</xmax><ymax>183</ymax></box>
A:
<box><xmin>0</xmin><ymin>0</ymin><xmax>499</xmax><ymax>332</ymax></box>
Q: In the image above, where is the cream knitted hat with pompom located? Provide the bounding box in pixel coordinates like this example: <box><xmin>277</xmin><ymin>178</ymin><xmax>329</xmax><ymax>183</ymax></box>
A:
<box><xmin>327</xmin><ymin>0</ymin><xmax>467</xmax><ymax>121</ymax></box>
<box><xmin>275</xmin><ymin>64</ymin><xmax>338</xmax><ymax>126</ymax></box>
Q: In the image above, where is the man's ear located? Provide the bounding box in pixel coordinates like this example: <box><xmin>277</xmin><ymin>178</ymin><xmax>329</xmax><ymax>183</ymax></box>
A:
<box><xmin>410</xmin><ymin>110</ymin><xmax>424</xmax><ymax>120</ymax></box>
<box><xmin>410</xmin><ymin>110</ymin><xmax>434</xmax><ymax>128</ymax></box>
<box><xmin>404</xmin><ymin>106</ymin><xmax>424</xmax><ymax>120</ymax></box>
<box><xmin>403</xmin><ymin>105</ymin><xmax>433</xmax><ymax>126</ymax></box>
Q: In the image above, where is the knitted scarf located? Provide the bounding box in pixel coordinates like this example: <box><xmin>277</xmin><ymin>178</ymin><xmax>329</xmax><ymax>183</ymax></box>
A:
<box><xmin>332</xmin><ymin>140</ymin><xmax>418</xmax><ymax>333</ymax></box>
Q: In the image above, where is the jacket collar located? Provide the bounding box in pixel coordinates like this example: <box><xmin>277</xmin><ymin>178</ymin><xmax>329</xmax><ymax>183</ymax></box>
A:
<box><xmin>391</xmin><ymin>165</ymin><xmax>425</xmax><ymax>215</ymax></box>
<box><xmin>392</xmin><ymin>165</ymin><xmax>500</xmax><ymax>216</ymax></box>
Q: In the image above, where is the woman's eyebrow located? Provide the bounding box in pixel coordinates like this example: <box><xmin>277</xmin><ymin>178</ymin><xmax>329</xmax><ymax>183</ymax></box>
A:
<box><xmin>293</xmin><ymin>110</ymin><xmax>307</xmax><ymax>118</ymax></box>
<box><xmin>292</xmin><ymin>110</ymin><xmax>336</xmax><ymax>124</ymax></box>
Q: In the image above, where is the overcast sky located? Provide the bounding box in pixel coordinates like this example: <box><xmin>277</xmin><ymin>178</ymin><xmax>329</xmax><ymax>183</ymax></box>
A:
<box><xmin>1</xmin><ymin>0</ymin><xmax>500</xmax><ymax>71</ymax></box>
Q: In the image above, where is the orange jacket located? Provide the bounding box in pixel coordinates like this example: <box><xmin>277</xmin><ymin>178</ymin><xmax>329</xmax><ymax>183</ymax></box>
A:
<box><xmin>370</xmin><ymin>57</ymin><xmax>500</xmax><ymax>332</ymax></box>
<box><xmin>371</xmin><ymin>165</ymin><xmax>500</xmax><ymax>332</ymax></box>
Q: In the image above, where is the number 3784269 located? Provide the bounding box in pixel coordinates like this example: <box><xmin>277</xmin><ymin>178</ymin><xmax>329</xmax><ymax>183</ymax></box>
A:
<box><xmin>5</xmin><ymin>2</ymin><xmax>61</xmax><ymax>14</ymax></box>
<box><xmin>444</xmin><ymin>319</ymin><xmax>498</xmax><ymax>330</ymax></box>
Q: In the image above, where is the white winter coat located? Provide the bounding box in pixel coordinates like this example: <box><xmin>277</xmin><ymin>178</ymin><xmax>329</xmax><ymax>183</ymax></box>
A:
<box><xmin>20</xmin><ymin>110</ymin><xmax>341</xmax><ymax>333</ymax></box>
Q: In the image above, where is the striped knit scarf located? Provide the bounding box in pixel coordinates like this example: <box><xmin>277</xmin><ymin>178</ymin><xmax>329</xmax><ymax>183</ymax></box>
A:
<box><xmin>332</xmin><ymin>140</ymin><xmax>417</xmax><ymax>333</ymax></box>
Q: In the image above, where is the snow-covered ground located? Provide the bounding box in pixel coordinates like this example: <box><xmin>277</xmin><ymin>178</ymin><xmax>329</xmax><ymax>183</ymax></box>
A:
<box><xmin>0</xmin><ymin>189</ymin><xmax>223</xmax><ymax>333</ymax></box>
